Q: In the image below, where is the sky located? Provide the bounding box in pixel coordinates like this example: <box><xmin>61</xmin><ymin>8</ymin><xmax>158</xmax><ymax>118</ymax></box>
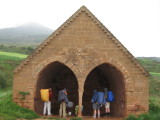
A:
<box><xmin>0</xmin><ymin>0</ymin><xmax>160</xmax><ymax>57</ymax></box>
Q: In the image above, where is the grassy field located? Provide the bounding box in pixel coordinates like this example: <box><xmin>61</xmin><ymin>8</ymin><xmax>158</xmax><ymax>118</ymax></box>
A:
<box><xmin>0</xmin><ymin>51</ymin><xmax>27</xmax><ymax>89</ymax></box>
<box><xmin>0</xmin><ymin>91</ymin><xmax>39</xmax><ymax>120</ymax></box>
<box><xmin>0</xmin><ymin>51</ymin><xmax>27</xmax><ymax>60</ymax></box>
<box><xmin>150</xmin><ymin>72</ymin><xmax>160</xmax><ymax>76</ymax></box>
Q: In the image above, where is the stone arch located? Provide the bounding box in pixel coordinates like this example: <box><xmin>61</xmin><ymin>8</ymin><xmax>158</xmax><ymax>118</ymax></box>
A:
<box><xmin>33</xmin><ymin>56</ymin><xmax>79</xmax><ymax>115</ymax></box>
<box><xmin>82</xmin><ymin>57</ymin><xmax>130</xmax><ymax>117</ymax></box>
<box><xmin>32</xmin><ymin>56</ymin><xmax>79</xmax><ymax>79</ymax></box>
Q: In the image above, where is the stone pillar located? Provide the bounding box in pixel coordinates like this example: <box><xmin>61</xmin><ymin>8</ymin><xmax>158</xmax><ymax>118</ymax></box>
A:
<box><xmin>78</xmin><ymin>88</ymin><xmax>83</xmax><ymax>117</ymax></box>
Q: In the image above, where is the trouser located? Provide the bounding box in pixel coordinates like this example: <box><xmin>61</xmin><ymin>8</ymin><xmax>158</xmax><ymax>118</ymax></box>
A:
<box><xmin>43</xmin><ymin>101</ymin><xmax>51</xmax><ymax>115</ymax></box>
<box><xmin>59</xmin><ymin>102</ymin><xmax>66</xmax><ymax>117</ymax></box>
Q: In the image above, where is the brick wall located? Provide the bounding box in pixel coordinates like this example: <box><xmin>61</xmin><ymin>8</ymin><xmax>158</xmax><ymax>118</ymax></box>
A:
<box><xmin>13</xmin><ymin>7</ymin><xmax>149</xmax><ymax>117</ymax></box>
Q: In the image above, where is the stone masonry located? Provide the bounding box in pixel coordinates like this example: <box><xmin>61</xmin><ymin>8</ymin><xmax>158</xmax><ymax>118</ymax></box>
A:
<box><xmin>13</xmin><ymin>6</ymin><xmax>149</xmax><ymax>117</ymax></box>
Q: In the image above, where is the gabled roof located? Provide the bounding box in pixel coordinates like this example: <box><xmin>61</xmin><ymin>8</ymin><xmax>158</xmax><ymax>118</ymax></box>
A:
<box><xmin>14</xmin><ymin>6</ymin><xmax>149</xmax><ymax>77</ymax></box>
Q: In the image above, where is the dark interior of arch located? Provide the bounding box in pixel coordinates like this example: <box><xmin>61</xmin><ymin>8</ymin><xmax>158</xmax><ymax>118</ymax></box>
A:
<box><xmin>82</xmin><ymin>63</ymin><xmax>125</xmax><ymax>117</ymax></box>
<box><xmin>34</xmin><ymin>61</ymin><xmax>78</xmax><ymax>115</ymax></box>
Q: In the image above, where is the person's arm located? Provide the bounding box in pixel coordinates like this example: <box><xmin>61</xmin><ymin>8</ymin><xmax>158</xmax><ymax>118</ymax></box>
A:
<box><xmin>65</xmin><ymin>95</ymin><xmax>69</xmax><ymax>103</ymax></box>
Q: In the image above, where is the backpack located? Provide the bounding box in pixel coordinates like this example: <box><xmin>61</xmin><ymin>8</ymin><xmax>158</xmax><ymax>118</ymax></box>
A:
<box><xmin>91</xmin><ymin>92</ymin><xmax>98</xmax><ymax>103</ymax></box>
<box><xmin>97</xmin><ymin>92</ymin><xmax>105</xmax><ymax>104</ymax></box>
<box><xmin>40</xmin><ymin>89</ymin><xmax>49</xmax><ymax>101</ymax></box>
<box><xmin>107</xmin><ymin>91</ymin><xmax>114</xmax><ymax>102</ymax></box>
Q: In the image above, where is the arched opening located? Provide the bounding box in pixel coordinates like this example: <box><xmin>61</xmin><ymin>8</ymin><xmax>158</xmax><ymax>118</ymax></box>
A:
<box><xmin>82</xmin><ymin>63</ymin><xmax>125</xmax><ymax>117</ymax></box>
<box><xmin>34</xmin><ymin>61</ymin><xmax>79</xmax><ymax>116</ymax></box>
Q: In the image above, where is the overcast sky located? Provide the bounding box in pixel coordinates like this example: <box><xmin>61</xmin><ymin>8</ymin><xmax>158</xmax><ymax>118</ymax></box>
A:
<box><xmin>0</xmin><ymin>0</ymin><xmax>160</xmax><ymax>57</ymax></box>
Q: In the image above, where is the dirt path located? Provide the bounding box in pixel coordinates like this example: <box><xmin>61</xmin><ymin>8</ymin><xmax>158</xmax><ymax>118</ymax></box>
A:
<box><xmin>18</xmin><ymin>116</ymin><xmax>124</xmax><ymax>120</ymax></box>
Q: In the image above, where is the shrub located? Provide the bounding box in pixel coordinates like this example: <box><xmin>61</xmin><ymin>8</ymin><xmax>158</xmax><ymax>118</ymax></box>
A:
<box><xmin>0</xmin><ymin>74</ymin><xmax>7</xmax><ymax>89</ymax></box>
<box><xmin>138</xmin><ymin>114</ymin><xmax>150</xmax><ymax>120</ymax></box>
<box><xmin>125</xmin><ymin>115</ymin><xmax>137</xmax><ymax>120</ymax></box>
<box><xmin>149</xmin><ymin>96</ymin><xmax>160</xmax><ymax>113</ymax></box>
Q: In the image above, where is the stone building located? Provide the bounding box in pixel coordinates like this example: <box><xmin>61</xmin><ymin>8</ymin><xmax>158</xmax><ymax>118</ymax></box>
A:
<box><xmin>13</xmin><ymin>6</ymin><xmax>149</xmax><ymax>117</ymax></box>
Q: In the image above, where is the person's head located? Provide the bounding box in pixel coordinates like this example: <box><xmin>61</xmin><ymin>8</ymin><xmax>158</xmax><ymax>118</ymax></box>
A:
<box><xmin>104</xmin><ymin>88</ymin><xmax>108</xmax><ymax>92</ymax></box>
<box><xmin>63</xmin><ymin>88</ymin><xmax>67</xmax><ymax>95</ymax></box>
<box><xmin>49</xmin><ymin>88</ymin><xmax>52</xmax><ymax>91</ymax></box>
<box><xmin>93</xmin><ymin>89</ymin><xmax>97</xmax><ymax>93</ymax></box>
<box><xmin>63</xmin><ymin>88</ymin><xmax>67</xmax><ymax>92</ymax></box>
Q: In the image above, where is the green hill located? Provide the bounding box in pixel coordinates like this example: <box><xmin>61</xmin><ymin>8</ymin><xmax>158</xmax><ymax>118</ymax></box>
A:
<box><xmin>0</xmin><ymin>51</ymin><xmax>27</xmax><ymax>89</ymax></box>
<box><xmin>137</xmin><ymin>57</ymin><xmax>160</xmax><ymax>96</ymax></box>
<box><xmin>0</xmin><ymin>45</ymin><xmax>35</xmax><ymax>55</ymax></box>
<box><xmin>137</xmin><ymin>57</ymin><xmax>160</xmax><ymax>73</ymax></box>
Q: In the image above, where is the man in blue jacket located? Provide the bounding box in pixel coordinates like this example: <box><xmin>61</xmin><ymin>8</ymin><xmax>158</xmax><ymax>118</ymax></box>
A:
<box><xmin>91</xmin><ymin>89</ymin><xmax>105</xmax><ymax>118</ymax></box>
<box><xmin>58</xmin><ymin>88</ymin><xmax>69</xmax><ymax>117</ymax></box>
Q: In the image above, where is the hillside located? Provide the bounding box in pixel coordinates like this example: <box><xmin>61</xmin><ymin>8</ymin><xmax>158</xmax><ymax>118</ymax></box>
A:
<box><xmin>0</xmin><ymin>51</ymin><xmax>27</xmax><ymax>89</ymax></box>
<box><xmin>137</xmin><ymin>57</ymin><xmax>160</xmax><ymax>73</ymax></box>
<box><xmin>0</xmin><ymin>23</ymin><xmax>53</xmax><ymax>46</ymax></box>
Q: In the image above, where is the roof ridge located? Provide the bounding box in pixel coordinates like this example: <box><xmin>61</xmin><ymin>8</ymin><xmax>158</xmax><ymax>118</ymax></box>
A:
<box><xmin>80</xmin><ymin>7</ymin><xmax>149</xmax><ymax>76</ymax></box>
<box><xmin>14</xmin><ymin>6</ymin><xmax>149</xmax><ymax>76</ymax></box>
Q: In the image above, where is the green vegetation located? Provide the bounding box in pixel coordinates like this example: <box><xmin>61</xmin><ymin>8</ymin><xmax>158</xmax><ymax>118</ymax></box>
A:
<box><xmin>149</xmin><ymin>72</ymin><xmax>160</xmax><ymax>96</ymax></box>
<box><xmin>124</xmin><ymin>58</ymin><xmax>160</xmax><ymax>120</ymax></box>
<box><xmin>0</xmin><ymin>91</ymin><xmax>81</xmax><ymax>120</ymax></box>
<box><xmin>0</xmin><ymin>45</ymin><xmax>35</xmax><ymax>55</ymax></box>
<box><xmin>19</xmin><ymin>91</ymin><xmax>30</xmax><ymax>100</ymax></box>
<box><xmin>0</xmin><ymin>51</ymin><xmax>27</xmax><ymax>89</ymax></box>
<box><xmin>137</xmin><ymin>57</ymin><xmax>160</xmax><ymax>73</ymax></box>
<box><xmin>0</xmin><ymin>91</ymin><xmax>39</xmax><ymax>120</ymax></box>
<box><xmin>0</xmin><ymin>51</ymin><xmax>160</xmax><ymax>119</ymax></box>
<box><xmin>0</xmin><ymin>51</ymin><xmax>27</xmax><ymax>58</ymax></box>
<box><xmin>70</xmin><ymin>117</ymin><xmax>83</xmax><ymax>120</ymax></box>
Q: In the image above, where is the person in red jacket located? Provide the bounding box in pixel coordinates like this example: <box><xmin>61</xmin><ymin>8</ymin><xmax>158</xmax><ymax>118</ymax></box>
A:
<box><xmin>43</xmin><ymin>88</ymin><xmax>53</xmax><ymax>116</ymax></box>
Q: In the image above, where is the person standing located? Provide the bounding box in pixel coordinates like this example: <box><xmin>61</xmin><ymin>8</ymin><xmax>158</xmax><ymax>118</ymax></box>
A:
<box><xmin>43</xmin><ymin>88</ymin><xmax>53</xmax><ymax>116</ymax></box>
<box><xmin>104</xmin><ymin>88</ymin><xmax>111</xmax><ymax>117</ymax></box>
<box><xmin>58</xmin><ymin>88</ymin><xmax>69</xmax><ymax>117</ymax></box>
<box><xmin>91</xmin><ymin>89</ymin><xmax>100</xmax><ymax>118</ymax></box>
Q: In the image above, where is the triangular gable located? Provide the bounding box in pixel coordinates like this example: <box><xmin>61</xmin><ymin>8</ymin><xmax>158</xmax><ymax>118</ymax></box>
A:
<box><xmin>14</xmin><ymin>6</ymin><xmax>149</xmax><ymax>76</ymax></box>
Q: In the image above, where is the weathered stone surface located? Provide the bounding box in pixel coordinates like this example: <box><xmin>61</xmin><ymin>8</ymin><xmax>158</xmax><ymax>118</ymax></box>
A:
<box><xmin>13</xmin><ymin>6</ymin><xmax>149</xmax><ymax>117</ymax></box>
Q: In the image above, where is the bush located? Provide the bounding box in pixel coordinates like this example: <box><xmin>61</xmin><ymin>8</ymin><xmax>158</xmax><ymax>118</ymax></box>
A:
<box><xmin>125</xmin><ymin>115</ymin><xmax>138</xmax><ymax>120</ymax></box>
<box><xmin>0</xmin><ymin>74</ymin><xmax>7</xmax><ymax>89</ymax></box>
<box><xmin>0</xmin><ymin>45</ymin><xmax>35</xmax><ymax>55</ymax></box>
<box><xmin>149</xmin><ymin>96</ymin><xmax>160</xmax><ymax>113</ymax></box>
<box><xmin>138</xmin><ymin>114</ymin><xmax>150</xmax><ymax>120</ymax></box>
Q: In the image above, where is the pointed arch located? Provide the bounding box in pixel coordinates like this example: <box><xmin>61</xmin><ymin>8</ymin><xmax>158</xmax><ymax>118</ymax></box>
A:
<box><xmin>83</xmin><ymin>62</ymin><xmax>126</xmax><ymax>117</ymax></box>
<box><xmin>33</xmin><ymin>58</ymin><xmax>79</xmax><ymax>115</ymax></box>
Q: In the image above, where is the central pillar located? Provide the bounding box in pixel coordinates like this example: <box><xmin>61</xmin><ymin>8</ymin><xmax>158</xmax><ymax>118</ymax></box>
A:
<box><xmin>78</xmin><ymin>88</ymin><xmax>83</xmax><ymax>117</ymax></box>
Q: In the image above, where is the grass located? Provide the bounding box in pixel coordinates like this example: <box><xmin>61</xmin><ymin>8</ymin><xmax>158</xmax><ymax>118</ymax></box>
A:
<box><xmin>0</xmin><ymin>90</ymin><xmax>83</xmax><ymax>120</ymax></box>
<box><xmin>125</xmin><ymin>98</ymin><xmax>160</xmax><ymax>120</ymax></box>
<box><xmin>0</xmin><ymin>51</ymin><xmax>27</xmax><ymax>59</ymax></box>
<box><xmin>0</xmin><ymin>51</ymin><xmax>27</xmax><ymax>89</ymax></box>
<box><xmin>125</xmin><ymin>72</ymin><xmax>160</xmax><ymax>120</ymax></box>
<box><xmin>149</xmin><ymin>72</ymin><xmax>160</xmax><ymax>96</ymax></box>
<box><xmin>150</xmin><ymin>72</ymin><xmax>160</xmax><ymax>76</ymax></box>
<box><xmin>0</xmin><ymin>52</ymin><xmax>159</xmax><ymax>119</ymax></box>
<box><xmin>0</xmin><ymin>90</ymin><xmax>39</xmax><ymax>120</ymax></box>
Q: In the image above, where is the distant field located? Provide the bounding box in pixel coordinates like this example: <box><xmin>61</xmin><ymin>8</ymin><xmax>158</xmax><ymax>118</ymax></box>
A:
<box><xmin>0</xmin><ymin>51</ymin><xmax>27</xmax><ymax>59</ymax></box>
<box><xmin>0</xmin><ymin>51</ymin><xmax>27</xmax><ymax>89</ymax></box>
<box><xmin>150</xmin><ymin>72</ymin><xmax>160</xmax><ymax>76</ymax></box>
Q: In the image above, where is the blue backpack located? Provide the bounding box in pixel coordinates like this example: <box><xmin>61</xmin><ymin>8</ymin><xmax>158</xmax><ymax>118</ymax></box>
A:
<box><xmin>97</xmin><ymin>92</ymin><xmax>105</xmax><ymax>104</ymax></box>
<box><xmin>107</xmin><ymin>91</ymin><xmax>114</xmax><ymax>102</ymax></box>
